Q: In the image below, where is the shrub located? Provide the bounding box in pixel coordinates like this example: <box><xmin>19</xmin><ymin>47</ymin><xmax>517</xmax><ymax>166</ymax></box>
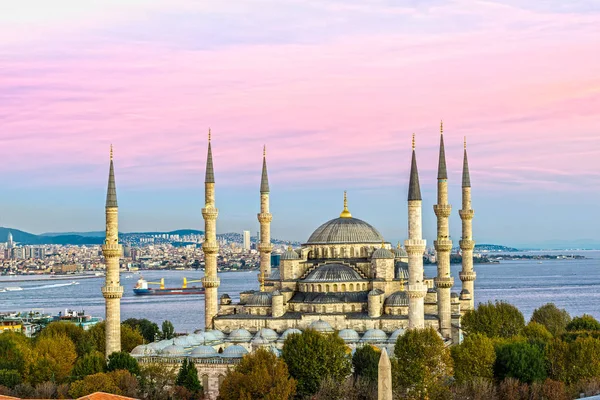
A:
<box><xmin>494</xmin><ymin>341</ymin><xmax>547</xmax><ymax>383</ymax></box>
<box><xmin>451</xmin><ymin>333</ymin><xmax>496</xmax><ymax>383</ymax></box>
<box><xmin>530</xmin><ymin>303</ymin><xmax>571</xmax><ymax>337</ymax></box>
<box><xmin>462</xmin><ymin>301</ymin><xmax>525</xmax><ymax>338</ymax></box>
<box><xmin>566</xmin><ymin>314</ymin><xmax>600</xmax><ymax>332</ymax></box>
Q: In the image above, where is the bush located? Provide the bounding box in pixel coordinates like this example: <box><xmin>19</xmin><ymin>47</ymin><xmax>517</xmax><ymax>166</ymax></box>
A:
<box><xmin>451</xmin><ymin>333</ymin><xmax>496</xmax><ymax>383</ymax></box>
<box><xmin>566</xmin><ymin>314</ymin><xmax>600</xmax><ymax>332</ymax></box>
<box><xmin>523</xmin><ymin>322</ymin><xmax>553</xmax><ymax>343</ymax></box>
<box><xmin>352</xmin><ymin>345</ymin><xmax>380</xmax><ymax>383</ymax></box>
<box><xmin>107</xmin><ymin>351</ymin><xmax>140</xmax><ymax>376</ymax></box>
<box><xmin>451</xmin><ymin>377</ymin><xmax>497</xmax><ymax>400</ymax></box>
<box><xmin>72</xmin><ymin>350</ymin><xmax>106</xmax><ymax>380</ymax></box>
<box><xmin>494</xmin><ymin>341</ymin><xmax>547</xmax><ymax>383</ymax></box>
<box><xmin>462</xmin><ymin>301</ymin><xmax>525</xmax><ymax>338</ymax></box>
<box><xmin>530</xmin><ymin>303</ymin><xmax>571</xmax><ymax>337</ymax></box>
<box><xmin>282</xmin><ymin>329</ymin><xmax>351</xmax><ymax>398</ymax></box>
<box><xmin>0</xmin><ymin>369</ymin><xmax>22</xmax><ymax>389</ymax></box>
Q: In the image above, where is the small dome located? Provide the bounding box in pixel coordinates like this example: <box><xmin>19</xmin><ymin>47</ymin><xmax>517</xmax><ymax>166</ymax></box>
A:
<box><xmin>190</xmin><ymin>345</ymin><xmax>218</xmax><ymax>358</ymax></box>
<box><xmin>309</xmin><ymin>319</ymin><xmax>334</xmax><ymax>333</ymax></box>
<box><xmin>451</xmin><ymin>292</ymin><xmax>459</xmax><ymax>299</ymax></box>
<box><xmin>220</xmin><ymin>294</ymin><xmax>231</xmax><ymax>299</ymax></box>
<box><xmin>361</xmin><ymin>329</ymin><xmax>388</xmax><ymax>343</ymax></box>
<box><xmin>281</xmin><ymin>248</ymin><xmax>300</xmax><ymax>260</ymax></box>
<box><xmin>388</xmin><ymin>328</ymin><xmax>406</xmax><ymax>343</ymax></box>
<box><xmin>372</xmin><ymin>248</ymin><xmax>394</xmax><ymax>259</ymax></box>
<box><xmin>229</xmin><ymin>328</ymin><xmax>253</xmax><ymax>342</ymax></box>
<box><xmin>146</xmin><ymin>342</ymin><xmax>162</xmax><ymax>351</ymax></box>
<box><xmin>203</xmin><ymin>331</ymin><xmax>218</xmax><ymax>343</ymax></box>
<box><xmin>369</xmin><ymin>289</ymin><xmax>383</xmax><ymax>296</ymax></box>
<box><xmin>273</xmin><ymin>290</ymin><xmax>282</xmax><ymax>296</ymax></box>
<box><xmin>186</xmin><ymin>334</ymin><xmax>202</xmax><ymax>346</ymax></box>
<box><xmin>338</xmin><ymin>329</ymin><xmax>360</xmax><ymax>343</ymax></box>
<box><xmin>207</xmin><ymin>330</ymin><xmax>225</xmax><ymax>341</ymax></box>
<box><xmin>156</xmin><ymin>340</ymin><xmax>173</xmax><ymax>350</ymax></box>
<box><xmin>258</xmin><ymin>328</ymin><xmax>278</xmax><ymax>342</ymax></box>
<box><xmin>461</xmin><ymin>289</ymin><xmax>471</xmax><ymax>295</ymax></box>
<box><xmin>246</xmin><ymin>291</ymin><xmax>272</xmax><ymax>306</ymax></box>
<box><xmin>384</xmin><ymin>291</ymin><xmax>409</xmax><ymax>307</ymax></box>
<box><xmin>279</xmin><ymin>328</ymin><xmax>302</xmax><ymax>341</ymax></box>
<box><xmin>393</xmin><ymin>247</ymin><xmax>408</xmax><ymax>258</ymax></box>
<box><xmin>174</xmin><ymin>336</ymin><xmax>191</xmax><ymax>347</ymax></box>
<box><xmin>130</xmin><ymin>345</ymin><xmax>148</xmax><ymax>356</ymax></box>
<box><xmin>161</xmin><ymin>344</ymin><xmax>185</xmax><ymax>356</ymax></box>
<box><xmin>251</xmin><ymin>333</ymin><xmax>269</xmax><ymax>345</ymax></box>
<box><xmin>302</xmin><ymin>264</ymin><xmax>366</xmax><ymax>282</ymax></box>
<box><xmin>221</xmin><ymin>345</ymin><xmax>249</xmax><ymax>358</ymax></box>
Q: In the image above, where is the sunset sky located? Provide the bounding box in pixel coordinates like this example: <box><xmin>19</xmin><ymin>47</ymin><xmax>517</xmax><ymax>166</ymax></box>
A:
<box><xmin>0</xmin><ymin>1</ymin><xmax>599</xmax><ymax>247</ymax></box>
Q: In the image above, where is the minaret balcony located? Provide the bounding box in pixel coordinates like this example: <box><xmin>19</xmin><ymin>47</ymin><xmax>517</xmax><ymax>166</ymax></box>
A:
<box><xmin>407</xmin><ymin>283</ymin><xmax>427</xmax><ymax>298</ymax></box>
<box><xmin>459</xmin><ymin>209</ymin><xmax>475</xmax><ymax>220</ymax></box>
<box><xmin>257</xmin><ymin>213</ymin><xmax>272</xmax><ymax>223</ymax></box>
<box><xmin>102</xmin><ymin>244</ymin><xmax>122</xmax><ymax>258</ymax></box>
<box><xmin>434</xmin><ymin>276</ymin><xmax>454</xmax><ymax>288</ymax></box>
<box><xmin>257</xmin><ymin>243</ymin><xmax>273</xmax><ymax>253</ymax></box>
<box><xmin>459</xmin><ymin>240</ymin><xmax>475</xmax><ymax>251</ymax></box>
<box><xmin>202</xmin><ymin>276</ymin><xmax>220</xmax><ymax>288</ymax></box>
<box><xmin>202</xmin><ymin>242</ymin><xmax>219</xmax><ymax>254</ymax></box>
<box><xmin>434</xmin><ymin>239</ymin><xmax>453</xmax><ymax>252</ymax></box>
<box><xmin>202</xmin><ymin>207</ymin><xmax>219</xmax><ymax>219</ymax></box>
<box><xmin>102</xmin><ymin>285</ymin><xmax>124</xmax><ymax>298</ymax></box>
<box><xmin>433</xmin><ymin>204</ymin><xmax>452</xmax><ymax>218</ymax></box>
<box><xmin>459</xmin><ymin>271</ymin><xmax>476</xmax><ymax>281</ymax></box>
<box><xmin>404</xmin><ymin>239</ymin><xmax>426</xmax><ymax>254</ymax></box>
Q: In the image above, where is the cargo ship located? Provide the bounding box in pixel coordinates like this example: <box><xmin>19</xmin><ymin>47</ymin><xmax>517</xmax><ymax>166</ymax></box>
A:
<box><xmin>133</xmin><ymin>277</ymin><xmax>205</xmax><ymax>296</ymax></box>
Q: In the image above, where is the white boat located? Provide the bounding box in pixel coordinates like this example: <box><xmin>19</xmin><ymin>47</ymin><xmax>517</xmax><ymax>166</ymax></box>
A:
<box><xmin>0</xmin><ymin>289</ymin><xmax>6</xmax><ymax>293</ymax></box>
<box><xmin>5</xmin><ymin>287</ymin><xmax>23</xmax><ymax>291</ymax></box>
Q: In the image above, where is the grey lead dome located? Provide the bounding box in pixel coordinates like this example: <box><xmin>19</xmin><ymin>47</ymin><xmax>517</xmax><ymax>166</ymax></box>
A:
<box><xmin>305</xmin><ymin>217</ymin><xmax>384</xmax><ymax>245</ymax></box>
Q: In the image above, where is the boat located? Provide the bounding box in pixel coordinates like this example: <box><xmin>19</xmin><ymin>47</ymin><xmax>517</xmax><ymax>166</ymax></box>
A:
<box><xmin>5</xmin><ymin>287</ymin><xmax>23</xmax><ymax>291</ymax></box>
<box><xmin>133</xmin><ymin>277</ymin><xmax>205</xmax><ymax>296</ymax></box>
<box><xmin>54</xmin><ymin>309</ymin><xmax>102</xmax><ymax>330</ymax></box>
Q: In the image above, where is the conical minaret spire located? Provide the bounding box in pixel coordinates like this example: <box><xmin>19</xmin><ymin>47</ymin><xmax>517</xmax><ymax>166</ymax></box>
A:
<box><xmin>258</xmin><ymin>145</ymin><xmax>273</xmax><ymax>283</ymax></box>
<box><xmin>459</xmin><ymin>137</ymin><xmax>476</xmax><ymax>311</ymax></box>
<box><xmin>405</xmin><ymin>134</ymin><xmax>427</xmax><ymax>329</ymax></box>
<box><xmin>101</xmin><ymin>145</ymin><xmax>123</xmax><ymax>357</ymax></box>
<box><xmin>433</xmin><ymin>122</ymin><xmax>454</xmax><ymax>339</ymax></box>
<box><xmin>202</xmin><ymin>130</ymin><xmax>220</xmax><ymax>329</ymax></box>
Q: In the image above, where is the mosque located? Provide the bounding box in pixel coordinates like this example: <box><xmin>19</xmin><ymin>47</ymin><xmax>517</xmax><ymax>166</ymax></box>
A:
<box><xmin>100</xmin><ymin>124</ymin><xmax>476</xmax><ymax>399</ymax></box>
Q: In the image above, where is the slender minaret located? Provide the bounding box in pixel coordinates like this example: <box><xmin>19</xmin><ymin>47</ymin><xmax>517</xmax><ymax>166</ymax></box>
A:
<box><xmin>405</xmin><ymin>134</ymin><xmax>427</xmax><ymax>329</ymax></box>
<box><xmin>202</xmin><ymin>130</ymin><xmax>220</xmax><ymax>329</ymax></box>
<box><xmin>459</xmin><ymin>137</ymin><xmax>476</xmax><ymax>310</ymax></box>
<box><xmin>102</xmin><ymin>145</ymin><xmax>123</xmax><ymax>357</ymax></box>
<box><xmin>257</xmin><ymin>146</ymin><xmax>273</xmax><ymax>283</ymax></box>
<box><xmin>434</xmin><ymin>121</ymin><xmax>454</xmax><ymax>338</ymax></box>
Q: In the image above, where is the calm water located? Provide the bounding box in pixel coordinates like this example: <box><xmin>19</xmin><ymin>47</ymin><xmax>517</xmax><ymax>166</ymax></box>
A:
<box><xmin>1</xmin><ymin>251</ymin><xmax>599</xmax><ymax>333</ymax></box>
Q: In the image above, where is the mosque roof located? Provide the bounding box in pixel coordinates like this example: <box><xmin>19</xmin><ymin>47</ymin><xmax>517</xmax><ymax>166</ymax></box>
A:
<box><xmin>372</xmin><ymin>248</ymin><xmax>394</xmax><ymax>259</ymax></box>
<box><xmin>289</xmin><ymin>291</ymin><xmax>368</xmax><ymax>303</ymax></box>
<box><xmin>279</xmin><ymin>328</ymin><xmax>302</xmax><ymax>341</ymax></box>
<box><xmin>393</xmin><ymin>246</ymin><xmax>408</xmax><ymax>258</ymax></box>
<box><xmin>221</xmin><ymin>345</ymin><xmax>249</xmax><ymax>358</ymax></box>
<box><xmin>302</xmin><ymin>263</ymin><xmax>367</xmax><ymax>282</ymax></box>
<box><xmin>228</xmin><ymin>328</ymin><xmax>253</xmax><ymax>342</ymax></box>
<box><xmin>245</xmin><ymin>291</ymin><xmax>272</xmax><ymax>306</ymax></box>
<box><xmin>257</xmin><ymin>328</ymin><xmax>279</xmax><ymax>341</ymax></box>
<box><xmin>281</xmin><ymin>248</ymin><xmax>300</xmax><ymax>260</ymax></box>
<box><xmin>190</xmin><ymin>345</ymin><xmax>218</xmax><ymax>358</ymax></box>
<box><xmin>338</xmin><ymin>329</ymin><xmax>360</xmax><ymax>343</ymax></box>
<box><xmin>384</xmin><ymin>291</ymin><xmax>409</xmax><ymax>307</ymax></box>
<box><xmin>361</xmin><ymin>329</ymin><xmax>388</xmax><ymax>342</ymax></box>
<box><xmin>305</xmin><ymin>217</ymin><xmax>384</xmax><ymax>245</ymax></box>
<box><xmin>130</xmin><ymin>345</ymin><xmax>148</xmax><ymax>356</ymax></box>
<box><xmin>309</xmin><ymin>319</ymin><xmax>334</xmax><ymax>333</ymax></box>
<box><xmin>389</xmin><ymin>328</ymin><xmax>406</xmax><ymax>343</ymax></box>
<box><xmin>161</xmin><ymin>344</ymin><xmax>185</xmax><ymax>356</ymax></box>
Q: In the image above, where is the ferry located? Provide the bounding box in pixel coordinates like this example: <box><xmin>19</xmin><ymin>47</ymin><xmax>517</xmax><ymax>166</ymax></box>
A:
<box><xmin>133</xmin><ymin>277</ymin><xmax>205</xmax><ymax>296</ymax></box>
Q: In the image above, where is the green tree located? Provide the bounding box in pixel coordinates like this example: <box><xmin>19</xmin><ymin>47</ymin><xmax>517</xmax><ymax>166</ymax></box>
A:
<box><xmin>218</xmin><ymin>347</ymin><xmax>296</xmax><ymax>400</ymax></box>
<box><xmin>352</xmin><ymin>345</ymin><xmax>380</xmax><ymax>383</ymax></box>
<box><xmin>494</xmin><ymin>341</ymin><xmax>547</xmax><ymax>383</ymax></box>
<box><xmin>451</xmin><ymin>333</ymin><xmax>496</xmax><ymax>384</ymax></box>
<box><xmin>566</xmin><ymin>314</ymin><xmax>600</xmax><ymax>332</ymax></box>
<box><xmin>565</xmin><ymin>336</ymin><xmax>600</xmax><ymax>384</ymax></box>
<box><xmin>69</xmin><ymin>372</ymin><xmax>121</xmax><ymax>398</ymax></box>
<box><xmin>86</xmin><ymin>322</ymin><xmax>144</xmax><ymax>355</ymax></box>
<box><xmin>0</xmin><ymin>335</ymin><xmax>26</xmax><ymax>374</ymax></box>
<box><xmin>72</xmin><ymin>350</ymin><xmax>106</xmax><ymax>380</ymax></box>
<box><xmin>32</xmin><ymin>333</ymin><xmax>78</xmax><ymax>383</ymax></box>
<box><xmin>138</xmin><ymin>363</ymin><xmax>177</xmax><ymax>400</ymax></box>
<box><xmin>282</xmin><ymin>329</ymin><xmax>351</xmax><ymax>398</ymax></box>
<box><xmin>121</xmin><ymin>324</ymin><xmax>144</xmax><ymax>353</ymax></box>
<box><xmin>523</xmin><ymin>322</ymin><xmax>553</xmax><ymax>343</ymax></box>
<box><xmin>107</xmin><ymin>351</ymin><xmax>140</xmax><ymax>376</ymax></box>
<box><xmin>162</xmin><ymin>320</ymin><xmax>175</xmax><ymax>340</ymax></box>
<box><xmin>530</xmin><ymin>303</ymin><xmax>571</xmax><ymax>337</ymax></box>
<box><xmin>393</xmin><ymin>327</ymin><xmax>453</xmax><ymax>399</ymax></box>
<box><xmin>0</xmin><ymin>369</ymin><xmax>22</xmax><ymax>389</ymax></box>
<box><xmin>462</xmin><ymin>301</ymin><xmax>525</xmax><ymax>338</ymax></box>
<box><xmin>176</xmin><ymin>358</ymin><xmax>202</xmax><ymax>397</ymax></box>
<box><xmin>546</xmin><ymin>339</ymin><xmax>569</xmax><ymax>382</ymax></box>
<box><xmin>123</xmin><ymin>318</ymin><xmax>160</xmax><ymax>343</ymax></box>
<box><xmin>39</xmin><ymin>321</ymin><xmax>91</xmax><ymax>356</ymax></box>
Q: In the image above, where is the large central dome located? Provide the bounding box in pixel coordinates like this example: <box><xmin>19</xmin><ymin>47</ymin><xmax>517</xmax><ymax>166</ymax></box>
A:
<box><xmin>305</xmin><ymin>217</ymin><xmax>384</xmax><ymax>245</ymax></box>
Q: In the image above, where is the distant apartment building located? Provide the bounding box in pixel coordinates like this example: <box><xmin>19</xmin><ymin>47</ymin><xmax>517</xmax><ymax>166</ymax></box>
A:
<box><xmin>243</xmin><ymin>230</ymin><xmax>251</xmax><ymax>251</ymax></box>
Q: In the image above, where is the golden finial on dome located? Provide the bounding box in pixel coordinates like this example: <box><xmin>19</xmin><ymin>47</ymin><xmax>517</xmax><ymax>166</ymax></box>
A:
<box><xmin>340</xmin><ymin>191</ymin><xmax>352</xmax><ymax>218</ymax></box>
<box><xmin>397</xmin><ymin>241</ymin><xmax>401</xmax><ymax>249</ymax></box>
<box><xmin>412</xmin><ymin>133</ymin><xmax>415</xmax><ymax>150</ymax></box>
<box><xmin>381</xmin><ymin>241</ymin><xmax>385</xmax><ymax>248</ymax></box>
<box><xmin>110</xmin><ymin>144</ymin><xmax>113</xmax><ymax>161</ymax></box>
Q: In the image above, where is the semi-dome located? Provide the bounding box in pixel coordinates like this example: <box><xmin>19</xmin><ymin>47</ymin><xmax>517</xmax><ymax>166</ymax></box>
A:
<box><xmin>302</xmin><ymin>264</ymin><xmax>366</xmax><ymax>282</ymax></box>
<box><xmin>228</xmin><ymin>328</ymin><xmax>253</xmax><ymax>342</ymax></box>
<box><xmin>221</xmin><ymin>345</ymin><xmax>249</xmax><ymax>358</ymax></box>
<box><xmin>384</xmin><ymin>291</ymin><xmax>409</xmax><ymax>307</ymax></box>
<box><xmin>309</xmin><ymin>319</ymin><xmax>334</xmax><ymax>333</ymax></box>
<box><xmin>372</xmin><ymin>248</ymin><xmax>394</xmax><ymax>259</ymax></box>
<box><xmin>161</xmin><ymin>344</ymin><xmax>185</xmax><ymax>356</ymax></box>
<box><xmin>245</xmin><ymin>291</ymin><xmax>272</xmax><ymax>306</ymax></box>
<box><xmin>190</xmin><ymin>345</ymin><xmax>218</xmax><ymax>358</ymax></box>
<box><xmin>305</xmin><ymin>217</ymin><xmax>384</xmax><ymax>245</ymax></box>
<box><xmin>338</xmin><ymin>329</ymin><xmax>360</xmax><ymax>343</ymax></box>
<box><xmin>361</xmin><ymin>329</ymin><xmax>388</xmax><ymax>343</ymax></box>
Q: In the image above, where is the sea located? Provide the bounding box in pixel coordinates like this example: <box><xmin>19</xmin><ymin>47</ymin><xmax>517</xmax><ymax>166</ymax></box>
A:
<box><xmin>1</xmin><ymin>251</ymin><xmax>599</xmax><ymax>333</ymax></box>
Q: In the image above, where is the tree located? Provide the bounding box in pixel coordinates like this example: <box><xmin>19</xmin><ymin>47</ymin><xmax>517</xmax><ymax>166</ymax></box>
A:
<box><xmin>451</xmin><ymin>333</ymin><xmax>496</xmax><ymax>384</ymax></box>
<box><xmin>462</xmin><ymin>301</ymin><xmax>525</xmax><ymax>338</ymax></box>
<box><xmin>71</xmin><ymin>350</ymin><xmax>106</xmax><ymax>380</ymax></box>
<box><xmin>39</xmin><ymin>321</ymin><xmax>90</xmax><ymax>356</ymax></box>
<box><xmin>494</xmin><ymin>341</ymin><xmax>547</xmax><ymax>383</ymax></box>
<box><xmin>69</xmin><ymin>372</ymin><xmax>121</xmax><ymax>398</ymax></box>
<box><xmin>121</xmin><ymin>324</ymin><xmax>144</xmax><ymax>353</ymax></box>
<box><xmin>531</xmin><ymin>303</ymin><xmax>571</xmax><ymax>337</ymax></box>
<box><xmin>0</xmin><ymin>369</ymin><xmax>22</xmax><ymax>389</ymax></box>
<box><xmin>564</xmin><ymin>336</ymin><xmax>600</xmax><ymax>384</ymax></box>
<box><xmin>218</xmin><ymin>347</ymin><xmax>296</xmax><ymax>400</ymax></box>
<box><xmin>546</xmin><ymin>339</ymin><xmax>569</xmax><ymax>382</ymax></box>
<box><xmin>393</xmin><ymin>327</ymin><xmax>453</xmax><ymax>399</ymax></box>
<box><xmin>566</xmin><ymin>314</ymin><xmax>600</xmax><ymax>332</ymax></box>
<box><xmin>0</xmin><ymin>335</ymin><xmax>26</xmax><ymax>374</ymax></box>
<box><xmin>523</xmin><ymin>322</ymin><xmax>553</xmax><ymax>343</ymax></box>
<box><xmin>138</xmin><ymin>363</ymin><xmax>177</xmax><ymax>400</ymax></box>
<box><xmin>162</xmin><ymin>320</ymin><xmax>175</xmax><ymax>340</ymax></box>
<box><xmin>32</xmin><ymin>333</ymin><xmax>78</xmax><ymax>383</ymax></box>
<box><xmin>176</xmin><ymin>358</ymin><xmax>202</xmax><ymax>397</ymax></box>
<box><xmin>123</xmin><ymin>318</ymin><xmax>160</xmax><ymax>343</ymax></box>
<box><xmin>282</xmin><ymin>329</ymin><xmax>351</xmax><ymax>398</ymax></box>
<box><xmin>352</xmin><ymin>345</ymin><xmax>380</xmax><ymax>383</ymax></box>
<box><xmin>107</xmin><ymin>351</ymin><xmax>140</xmax><ymax>376</ymax></box>
<box><xmin>86</xmin><ymin>322</ymin><xmax>144</xmax><ymax>355</ymax></box>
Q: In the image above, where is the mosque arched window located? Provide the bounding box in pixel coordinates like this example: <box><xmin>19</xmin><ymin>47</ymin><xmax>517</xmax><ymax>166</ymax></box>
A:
<box><xmin>333</xmin><ymin>284</ymin><xmax>338</xmax><ymax>292</ymax></box>
<box><xmin>318</xmin><ymin>284</ymin><xmax>322</xmax><ymax>292</ymax></box>
<box><xmin>326</xmin><ymin>284</ymin><xmax>330</xmax><ymax>292</ymax></box>
<box><xmin>202</xmin><ymin>375</ymin><xmax>209</xmax><ymax>390</ymax></box>
<box><xmin>342</xmin><ymin>284</ymin><xmax>346</xmax><ymax>291</ymax></box>
<box><xmin>349</xmin><ymin>283</ymin><xmax>354</xmax><ymax>291</ymax></box>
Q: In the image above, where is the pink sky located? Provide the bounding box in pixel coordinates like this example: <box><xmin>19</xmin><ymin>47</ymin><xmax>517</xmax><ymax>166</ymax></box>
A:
<box><xmin>0</xmin><ymin>0</ymin><xmax>599</xmax><ymax>244</ymax></box>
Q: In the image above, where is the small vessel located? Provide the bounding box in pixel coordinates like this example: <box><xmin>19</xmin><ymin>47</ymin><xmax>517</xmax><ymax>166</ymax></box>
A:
<box><xmin>0</xmin><ymin>289</ymin><xmax>6</xmax><ymax>293</ymax></box>
<box><xmin>5</xmin><ymin>287</ymin><xmax>23</xmax><ymax>291</ymax></box>
<box><xmin>133</xmin><ymin>277</ymin><xmax>205</xmax><ymax>296</ymax></box>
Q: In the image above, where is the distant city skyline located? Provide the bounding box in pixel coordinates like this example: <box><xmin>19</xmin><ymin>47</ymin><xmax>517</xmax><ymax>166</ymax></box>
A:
<box><xmin>0</xmin><ymin>1</ymin><xmax>599</xmax><ymax>247</ymax></box>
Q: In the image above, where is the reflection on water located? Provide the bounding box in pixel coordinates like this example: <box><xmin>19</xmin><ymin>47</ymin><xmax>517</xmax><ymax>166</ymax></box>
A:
<box><xmin>1</xmin><ymin>252</ymin><xmax>599</xmax><ymax>333</ymax></box>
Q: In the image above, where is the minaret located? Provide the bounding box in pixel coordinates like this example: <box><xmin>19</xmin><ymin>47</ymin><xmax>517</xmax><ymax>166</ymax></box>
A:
<box><xmin>101</xmin><ymin>145</ymin><xmax>123</xmax><ymax>357</ymax></box>
<box><xmin>257</xmin><ymin>146</ymin><xmax>273</xmax><ymax>283</ymax></box>
<box><xmin>433</xmin><ymin>121</ymin><xmax>454</xmax><ymax>339</ymax></box>
<box><xmin>459</xmin><ymin>137</ymin><xmax>476</xmax><ymax>310</ymax></box>
<box><xmin>202</xmin><ymin>130</ymin><xmax>220</xmax><ymax>329</ymax></box>
<box><xmin>405</xmin><ymin>134</ymin><xmax>427</xmax><ymax>329</ymax></box>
